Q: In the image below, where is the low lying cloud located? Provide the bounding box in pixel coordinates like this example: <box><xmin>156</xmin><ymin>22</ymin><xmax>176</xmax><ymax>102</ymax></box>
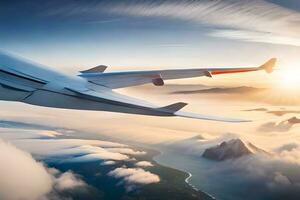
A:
<box><xmin>68</xmin><ymin>151</ymin><xmax>129</xmax><ymax>162</ymax></box>
<box><xmin>108</xmin><ymin>167</ymin><xmax>160</xmax><ymax>191</ymax></box>
<box><xmin>0</xmin><ymin>139</ymin><xmax>53</xmax><ymax>200</ymax></box>
<box><xmin>52</xmin><ymin>170</ymin><xmax>86</xmax><ymax>191</ymax></box>
<box><xmin>258</xmin><ymin>121</ymin><xmax>293</xmax><ymax>132</ymax></box>
<box><xmin>168</xmin><ymin>134</ymin><xmax>300</xmax><ymax>200</ymax></box>
<box><xmin>105</xmin><ymin>148</ymin><xmax>146</xmax><ymax>156</ymax></box>
<box><xmin>10</xmin><ymin>138</ymin><xmax>133</xmax><ymax>162</ymax></box>
<box><xmin>101</xmin><ymin>160</ymin><xmax>117</xmax><ymax>166</ymax></box>
<box><xmin>213</xmin><ymin>154</ymin><xmax>300</xmax><ymax>200</ymax></box>
<box><xmin>245</xmin><ymin>108</ymin><xmax>300</xmax><ymax>116</ymax></box>
<box><xmin>135</xmin><ymin>161</ymin><xmax>154</xmax><ymax>167</ymax></box>
<box><xmin>258</xmin><ymin>117</ymin><xmax>300</xmax><ymax>132</ymax></box>
<box><xmin>0</xmin><ymin>139</ymin><xmax>87</xmax><ymax>200</ymax></box>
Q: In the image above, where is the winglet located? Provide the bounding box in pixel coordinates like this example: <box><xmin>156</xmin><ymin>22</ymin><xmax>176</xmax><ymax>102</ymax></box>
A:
<box><xmin>160</xmin><ymin>102</ymin><xmax>188</xmax><ymax>113</ymax></box>
<box><xmin>80</xmin><ymin>65</ymin><xmax>108</xmax><ymax>73</ymax></box>
<box><xmin>259</xmin><ymin>58</ymin><xmax>276</xmax><ymax>73</ymax></box>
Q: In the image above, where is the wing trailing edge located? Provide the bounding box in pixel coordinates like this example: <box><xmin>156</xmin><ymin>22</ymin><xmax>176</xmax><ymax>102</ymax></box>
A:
<box><xmin>174</xmin><ymin>111</ymin><xmax>251</xmax><ymax>122</ymax></box>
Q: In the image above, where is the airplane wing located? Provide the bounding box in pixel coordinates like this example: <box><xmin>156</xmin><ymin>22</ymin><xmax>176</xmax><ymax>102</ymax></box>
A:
<box><xmin>79</xmin><ymin>58</ymin><xmax>276</xmax><ymax>89</ymax></box>
<box><xmin>0</xmin><ymin>51</ymin><xmax>271</xmax><ymax>122</ymax></box>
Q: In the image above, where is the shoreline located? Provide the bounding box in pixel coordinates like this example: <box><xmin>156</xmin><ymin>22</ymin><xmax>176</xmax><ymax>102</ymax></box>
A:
<box><xmin>185</xmin><ymin>172</ymin><xmax>199</xmax><ymax>191</ymax></box>
<box><xmin>153</xmin><ymin>149</ymin><xmax>217</xmax><ymax>200</ymax></box>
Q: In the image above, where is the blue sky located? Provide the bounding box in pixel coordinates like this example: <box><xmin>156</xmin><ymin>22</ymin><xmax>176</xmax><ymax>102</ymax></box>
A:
<box><xmin>1</xmin><ymin>0</ymin><xmax>300</xmax><ymax>74</ymax></box>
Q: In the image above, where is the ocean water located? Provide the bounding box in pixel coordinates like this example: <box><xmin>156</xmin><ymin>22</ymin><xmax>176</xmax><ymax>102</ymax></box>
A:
<box><xmin>154</xmin><ymin>147</ymin><xmax>266</xmax><ymax>200</ymax></box>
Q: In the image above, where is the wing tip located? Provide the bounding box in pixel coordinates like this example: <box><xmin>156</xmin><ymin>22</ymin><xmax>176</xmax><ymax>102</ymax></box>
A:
<box><xmin>259</xmin><ymin>58</ymin><xmax>277</xmax><ymax>73</ymax></box>
<box><xmin>160</xmin><ymin>102</ymin><xmax>188</xmax><ymax>113</ymax></box>
<box><xmin>80</xmin><ymin>65</ymin><xmax>108</xmax><ymax>74</ymax></box>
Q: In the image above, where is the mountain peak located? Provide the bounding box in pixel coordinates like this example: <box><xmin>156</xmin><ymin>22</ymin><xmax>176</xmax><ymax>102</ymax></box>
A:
<box><xmin>202</xmin><ymin>139</ymin><xmax>266</xmax><ymax>161</ymax></box>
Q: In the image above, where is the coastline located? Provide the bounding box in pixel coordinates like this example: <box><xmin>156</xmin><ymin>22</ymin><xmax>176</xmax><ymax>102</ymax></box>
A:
<box><xmin>153</xmin><ymin>148</ymin><xmax>217</xmax><ymax>200</ymax></box>
<box><xmin>185</xmin><ymin>172</ymin><xmax>199</xmax><ymax>191</ymax></box>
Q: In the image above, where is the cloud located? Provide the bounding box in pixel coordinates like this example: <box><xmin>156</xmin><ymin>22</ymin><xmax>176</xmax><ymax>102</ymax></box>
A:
<box><xmin>168</xmin><ymin>135</ymin><xmax>300</xmax><ymax>199</ymax></box>
<box><xmin>209</xmin><ymin>29</ymin><xmax>300</xmax><ymax>46</ymax></box>
<box><xmin>67</xmin><ymin>151</ymin><xmax>129</xmax><ymax>162</ymax></box>
<box><xmin>52</xmin><ymin>170</ymin><xmax>86</xmax><ymax>191</ymax></box>
<box><xmin>172</xmin><ymin>86</ymin><xmax>263</xmax><ymax>95</ymax></box>
<box><xmin>10</xmin><ymin>138</ymin><xmax>132</xmax><ymax>162</ymax></box>
<box><xmin>41</xmin><ymin>0</ymin><xmax>300</xmax><ymax>46</ymax></box>
<box><xmin>275</xmin><ymin>143</ymin><xmax>299</xmax><ymax>153</ymax></box>
<box><xmin>0</xmin><ymin>139</ymin><xmax>87</xmax><ymax>200</ymax></box>
<box><xmin>104</xmin><ymin>0</ymin><xmax>300</xmax><ymax>46</ymax></box>
<box><xmin>272</xmin><ymin>172</ymin><xmax>291</xmax><ymax>186</ymax></box>
<box><xmin>244</xmin><ymin>108</ymin><xmax>300</xmax><ymax>116</ymax></box>
<box><xmin>105</xmin><ymin>148</ymin><xmax>146</xmax><ymax>155</ymax></box>
<box><xmin>197</xmin><ymin>153</ymin><xmax>300</xmax><ymax>199</ymax></box>
<box><xmin>0</xmin><ymin>139</ymin><xmax>53</xmax><ymax>200</ymax></box>
<box><xmin>258</xmin><ymin>117</ymin><xmax>300</xmax><ymax>132</ymax></box>
<box><xmin>258</xmin><ymin>121</ymin><xmax>293</xmax><ymax>132</ymax></box>
<box><xmin>135</xmin><ymin>161</ymin><xmax>154</xmax><ymax>167</ymax></box>
<box><xmin>101</xmin><ymin>160</ymin><xmax>117</xmax><ymax>166</ymax></box>
<box><xmin>108</xmin><ymin>167</ymin><xmax>160</xmax><ymax>191</ymax></box>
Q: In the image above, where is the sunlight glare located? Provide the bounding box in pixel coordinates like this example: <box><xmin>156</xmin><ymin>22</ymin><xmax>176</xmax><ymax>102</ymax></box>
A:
<box><xmin>278</xmin><ymin>69</ymin><xmax>300</xmax><ymax>91</ymax></box>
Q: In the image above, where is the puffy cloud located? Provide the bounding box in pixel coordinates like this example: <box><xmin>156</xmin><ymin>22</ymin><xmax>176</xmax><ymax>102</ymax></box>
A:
<box><xmin>52</xmin><ymin>171</ymin><xmax>86</xmax><ymax>191</ymax></box>
<box><xmin>258</xmin><ymin>121</ymin><xmax>293</xmax><ymax>132</ymax></box>
<box><xmin>108</xmin><ymin>167</ymin><xmax>160</xmax><ymax>191</ymax></box>
<box><xmin>276</xmin><ymin>143</ymin><xmax>299</xmax><ymax>153</ymax></box>
<box><xmin>0</xmin><ymin>139</ymin><xmax>53</xmax><ymax>200</ymax></box>
<box><xmin>11</xmin><ymin>138</ymin><xmax>132</xmax><ymax>162</ymax></box>
<box><xmin>105</xmin><ymin>148</ymin><xmax>146</xmax><ymax>155</ymax></box>
<box><xmin>258</xmin><ymin>117</ymin><xmax>300</xmax><ymax>133</ymax></box>
<box><xmin>135</xmin><ymin>161</ymin><xmax>154</xmax><ymax>167</ymax></box>
<box><xmin>68</xmin><ymin>152</ymin><xmax>129</xmax><ymax>162</ymax></box>
<box><xmin>0</xmin><ymin>139</ymin><xmax>87</xmax><ymax>200</ymax></box>
<box><xmin>0</xmin><ymin>128</ymin><xmax>62</xmax><ymax>140</ymax></box>
<box><xmin>101</xmin><ymin>160</ymin><xmax>117</xmax><ymax>166</ymax></box>
<box><xmin>272</xmin><ymin>172</ymin><xmax>291</xmax><ymax>186</ymax></box>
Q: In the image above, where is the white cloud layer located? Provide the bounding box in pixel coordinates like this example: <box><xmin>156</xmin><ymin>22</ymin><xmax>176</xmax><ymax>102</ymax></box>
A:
<box><xmin>108</xmin><ymin>167</ymin><xmax>160</xmax><ymax>191</ymax></box>
<box><xmin>0</xmin><ymin>139</ymin><xmax>86</xmax><ymax>200</ymax></box>
<box><xmin>52</xmin><ymin>170</ymin><xmax>86</xmax><ymax>191</ymax></box>
<box><xmin>0</xmin><ymin>139</ymin><xmax>53</xmax><ymax>200</ymax></box>
<box><xmin>10</xmin><ymin>137</ymin><xmax>133</xmax><ymax>162</ymax></box>
<box><xmin>135</xmin><ymin>161</ymin><xmax>154</xmax><ymax>167</ymax></box>
<box><xmin>101</xmin><ymin>160</ymin><xmax>117</xmax><ymax>166</ymax></box>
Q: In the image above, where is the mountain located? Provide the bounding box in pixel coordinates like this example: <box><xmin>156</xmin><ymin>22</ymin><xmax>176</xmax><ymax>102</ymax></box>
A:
<box><xmin>172</xmin><ymin>86</ymin><xmax>265</xmax><ymax>95</ymax></box>
<box><xmin>202</xmin><ymin>139</ymin><xmax>267</xmax><ymax>161</ymax></box>
<box><xmin>286</xmin><ymin>117</ymin><xmax>300</xmax><ymax>124</ymax></box>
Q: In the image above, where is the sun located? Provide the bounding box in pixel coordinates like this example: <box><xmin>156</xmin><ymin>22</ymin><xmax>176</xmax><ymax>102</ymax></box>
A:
<box><xmin>278</xmin><ymin>69</ymin><xmax>300</xmax><ymax>91</ymax></box>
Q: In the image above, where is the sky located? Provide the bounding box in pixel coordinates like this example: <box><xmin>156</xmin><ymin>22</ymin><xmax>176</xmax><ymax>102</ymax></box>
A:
<box><xmin>1</xmin><ymin>0</ymin><xmax>300</xmax><ymax>78</ymax></box>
